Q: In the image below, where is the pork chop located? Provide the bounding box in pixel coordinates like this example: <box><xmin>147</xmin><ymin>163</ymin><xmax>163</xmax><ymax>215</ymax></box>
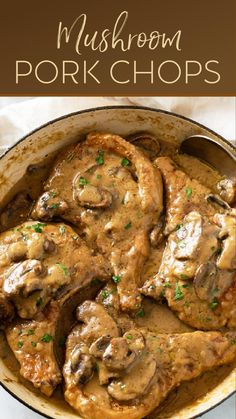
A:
<box><xmin>32</xmin><ymin>132</ymin><xmax>163</xmax><ymax>311</ymax></box>
<box><xmin>0</xmin><ymin>221</ymin><xmax>109</xmax><ymax>319</ymax></box>
<box><xmin>63</xmin><ymin>300</ymin><xmax>236</xmax><ymax>419</ymax></box>
<box><xmin>142</xmin><ymin>158</ymin><xmax>236</xmax><ymax>330</ymax></box>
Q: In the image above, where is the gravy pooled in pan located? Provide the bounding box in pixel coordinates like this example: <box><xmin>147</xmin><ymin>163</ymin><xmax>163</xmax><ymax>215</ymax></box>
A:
<box><xmin>0</xmin><ymin>131</ymin><xmax>235</xmax><ymax>419</ymax></box>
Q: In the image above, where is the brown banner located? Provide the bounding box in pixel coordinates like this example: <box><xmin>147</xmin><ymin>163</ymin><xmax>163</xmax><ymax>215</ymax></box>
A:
<box><xmin>0</xmin><ymin>0</ymin><xmax>235</xmax><ymax>95</ymax></box>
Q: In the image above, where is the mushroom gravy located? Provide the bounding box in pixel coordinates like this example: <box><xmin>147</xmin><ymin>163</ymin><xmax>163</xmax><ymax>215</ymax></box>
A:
<box><xmin>0</xmin><ymin>132</ymin><xmax>235</xmax><ymax>419</ymax></box>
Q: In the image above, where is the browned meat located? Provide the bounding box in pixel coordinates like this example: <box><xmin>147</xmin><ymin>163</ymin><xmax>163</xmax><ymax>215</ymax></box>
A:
<box><xmin>142</xmin><ymin>215</ymin><xmax>236</xmax><ymax>329</ymax></box>
<box><xmin>142</xmin><ymin>157</ymin><xmax>236</xmax><ymax>330</ymax></box>
<box><xmin>0</xmin><ymin>221</ymin><xmax>109</xmax><ymax>319</ymax></box>
<box><xmin>63</xmin><ymin>301</ymin><xmax>236</xmax><ymax>419</ymax></box>
<box><xmin>32</xmin><ymin>192</ymin><xmax>69</xmax><ymax>221</ymax></box>
<box><xmin>63</xmin><ymin>301</ymin><xmax>120</xmax><ymax>387</ymax></box>
<box><xmin>0</xmin><ymin>292</ymin><xmax>14</xmax><ymax>329</ymax></box>
<box><xmin>6</xmin><ymin>302</ymin><xmax>62</xmax><ymax>396</ymax></box>
<box><xmin>6</xmin><ymin>281</ymin><xmax>104</xmax><ymax>396</ymax></box>
<box><xmin>32</xmin><ymin>133</ymin><xmax>163</xmax><ymax>311</ymax></box>
<box><xmin>128</xmin><ymin>132</ymin><xmax>161</xmax><ymax>159</ymax></box>
<box><xmin>155</xmin><ymin>156</ymin><xmax>223</xmax><ymax>235</ymax></box>
<box><xmin>76</xmin><ymin>300</ymin><xmax>119</xmax><ymax>344</ymax></box>
<box><xmin>0</xmin><ymin>192</ymin><xmax>32</xmax><ymax>232</ymax></box>
<box><xmin>96</xmin><ymin>282</ymin><xmax>136</xmax><ymax>333</ymax></box>
<box><xmin>216</xmin><ymin>178</ymin><xmax>236</xmax><ymax>205</ymax></box>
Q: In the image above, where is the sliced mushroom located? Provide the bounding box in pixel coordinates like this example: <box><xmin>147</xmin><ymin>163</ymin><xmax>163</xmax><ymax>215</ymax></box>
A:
<box><xmin>3</xmin><ymin>259</ymin><xmax>46</xmax><ymax>297</ymax></box>
<box><xmin>89</xmin><ymin>335</ymin><xmax>111</xmax><ymax>358</ymax></box>
<box><xmin>194</xmin><ymin>261</ymin><xmax>233</xmax><ymax>301</ymax></box>
<box><xmin>217</xmin><ymin>179</ymin><xmax>236</xmax><ymax>205</ymax></box>
<box><xmin>0</xmin><ymin>292</ymin><xmax>15</xmax><ymax>328</ymax></box>
<box><xmin>214</xmin><ymin>212</ymin><xmax>236</xmax><ymax>270</ymax></box>
<box><xmin>43</xmin><ymin>238</ymin><xmax>56</xmax><ymax>253</ymax></box>
<box><xmin>75</xmin><ymin>183</ymin><xmax>112</xmax><ymax>209</ymax></box>
<box><xmin>7</xmin><ymin>241</ymin><xmax>27</xmax><ymax>262</ymax></box>
<box><xmin>123</xmin><ymin>329</ymin><xmax>145</xmax><ymax>352</ymax></box>
<box><xmin>128</xmin><ymin>132</ymin><xmax>161</xmax><ymax>159</ymax></box>
<box><xmin>76</xmin><ymin>301</ymin><xmax>119</xmax><ymax>345</ymax></box>
<box><xmin>150</xmin><ymin>219</ymin><xmax>165</xmax><ymax>247</ymax></box>
<box><xmin>103</xmin><ymin>337</ymin><xmax>136</xmax><ymax>370</ymax></box>
<box><xmin>206</xmin><ymin>194</ymin><xmax>231</xmax><ymax>210</ymax></box>
<box><xmin>101</xmin><ymin>330</ymin><xmax>145</xmax><ymax>371</ymax></box>
<box><xmin>31</xmin><ymin>192</ymin><xmax>69</xmax><ymax>220</ymax></box>
<box><xmin>95</xmin><ymin>360</ymin><xmax>119</xmax><ymax>385</ymax></box>
<box><xmin>194</xmin><ymin>261</ymin><xmax>218</xmax><ymax>301</ymax></box>
<box><xmin>70</xmin><ymin>342</ymin><xmax>95</xmax><ymax>385</ymax></box>
<box><xmin>107</xmin><ymin>353</ymin><xmax>157</xmax><ymax>401</ymax></box>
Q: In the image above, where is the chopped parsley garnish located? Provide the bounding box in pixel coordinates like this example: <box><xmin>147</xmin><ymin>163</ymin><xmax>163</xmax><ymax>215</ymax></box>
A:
<box><xmin>96</xmin><ymin>174</ymin><xmax>102</xmax><ymax>179</ymax></box>
<box><xmin>126</xmin><ymin>334</ymin><xmax>133</xmax><ymax>340</ymax></box>
<box><xmin>28</xmin><ymin>223</ymin><xmax>47</xmax><ymax>233</ymax></box>
<box><xmin>112</xmin><ymin>275</ymin><xmax>122</xmax><ymax>284</ymax></box>
<box><xmin>101</xmin><ymin>289</ymin><xmax>110</xmax><ymax>301</ymax></box>
<box><xmin>136</xmin><ymin>309</ymin><xmax>145</xmax><ymax>318</ymax></box>
<box><xmin>31</xmin><ymin>341</ymin><xmax>37</xmax><ymax>347</ymax></box>
<box><xmin>209</xmin><ymin>297</ymin><xmax>219</xmax><ymax>310</ymax></box>
<box><xmin>50</xmin><ymin>203</ymin><xmax>58</xmax><ymax>209</ymax></box>
<box><xmin>79</xmin><ymin>176</ymin><xmax>90</xmax><ymax>186</ymax></box>
<box><xmin>174</xmin><ymin>282</ymin><xmax>184</xmax><ymax>301</ymax></box>
<box><xmin>27</xmin><ymin>329</ymin><xmax>35</xmax><ymax>336</ymax></box>
<box><xmin>150</xmin><ymin>284</ymin><xmax>156</xmax><ymax>290</ymax></box>
<box><xmin>231</xmin><ymin>339</ymin><xmax>236</xmax><ymax>345</ymax></box>
<box><xmin>17</xmin><ymin>341</ymin><xmax>23</xmax><ymax>349</ymax></box>
<box><xmin>182</xmin><ymin>283</ymin><xmax>190</xmax><ymax>288</ymax></box>
<box><xmin>56</xmin><ymin>263</ymin><xmax>69</xmax><ymax>276</ymax></box>
<box><xmin>124</xmin><ymin>221</ymin><xmax>132</xmax><ymax>230</ymax></box>
<box><xmin>185</xmin><ymin>187</ymin><xmax>192</xmax><ymax>199</ymax></box>
<box><xmin>163</xmin><ymin>281</ymin><xmax>171</xmax><ymax>288</ymax></box>
<box><xmin>91</xmin><ymin>278</ymin><xmax>102</xmax><ymax>286</ymax></box>
<box><xmin>36</xmin><ymin>297</ymin><xmax>43</xmax><ymax>307</ymax></box>
<box><xmin>96</xmin><ymin>150</ymin><xmax>104</xmax><ymax>165</ymax></box>
<box><xmin>41</xmin><ymin>334</ymin><xmax>53</xmax><ymax>343</ymax></box>
<box><xmin>175</xmin><ymin>224</ymin><xmax>183</xmax><ymax>230</ymax></box>
<box><xmin>121</xmin><ymin>157</ymin><xmax>131</xmax><ymax>167</ymax></box>
<box><xmin>59</xmin><ymin>225</ymin><xmax>66</xmax><ymax>235</ymax></box>
<box><xmin>51</xmin><ymin>191</ymin><xmax>57</xmax><ymax>198</ymax></box>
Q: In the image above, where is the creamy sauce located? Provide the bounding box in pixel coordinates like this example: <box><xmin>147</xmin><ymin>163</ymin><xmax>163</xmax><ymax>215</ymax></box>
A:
<box><xmin>0</xmin><ymin>134</ymin><xmax>235</xmax><ymax>419</ymax></box>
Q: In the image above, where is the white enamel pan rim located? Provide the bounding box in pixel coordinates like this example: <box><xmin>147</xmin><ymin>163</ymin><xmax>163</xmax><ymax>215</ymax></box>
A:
<box><xmin>0</xmin><ymin>105</ymin><xmax>235</xmax><ymax>419</ymax></box>
<box><xmin>0</xmin><ymin>105</ymin><xmax>235</xmax><ymax>159</ymax></box>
